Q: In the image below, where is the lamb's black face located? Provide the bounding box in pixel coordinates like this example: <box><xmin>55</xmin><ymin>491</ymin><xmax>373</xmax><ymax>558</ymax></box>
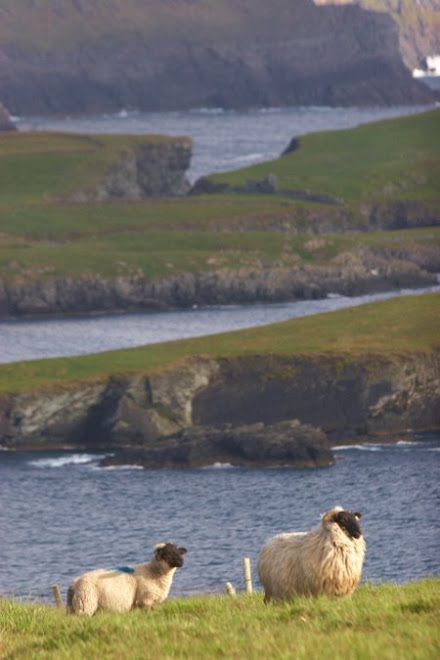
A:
<box><xmin>155</xmin><ymin>543</ymin><xmax>187</xmax><ymax>568</ymax></box>
<box><xmin>333</xmin><ymin>510</ymin><xmax>362</xmax><ymax>539</ymax></box>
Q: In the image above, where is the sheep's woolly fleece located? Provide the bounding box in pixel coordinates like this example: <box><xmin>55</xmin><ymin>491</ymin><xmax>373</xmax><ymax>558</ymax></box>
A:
<box><xmin>258</xmin><ymin>506</ymin><xmax>366</xmax><ymax>602</ymax></box>
<box><xmin>67</xmin><ymin>542</ymin><xmax>187</xmax><ymax>615</ymax></box>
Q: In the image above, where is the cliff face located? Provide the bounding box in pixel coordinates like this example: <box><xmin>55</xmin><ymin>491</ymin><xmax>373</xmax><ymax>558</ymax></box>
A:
<box><xmin>76</xmin><ymin>139</ymin><xmax>192</xmax><ymax>201</ymax></box>
<box><xmin>1</xmin><ymin>351</ymin><xmax>439</xmax><ymax>465</ymax></box>
<box><xmin>314</xmin><ymin>1</ymin><xmax>440</xmax><ymax>71</ymax></box>
<box><xmin>0</xmin><ymin>0</ymin><xmax>433</xmax><ymax>116</ymax></box>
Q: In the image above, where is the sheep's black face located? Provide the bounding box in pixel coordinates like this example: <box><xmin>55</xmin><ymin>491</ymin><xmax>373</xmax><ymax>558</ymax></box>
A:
<box><xmin>155</xmin><ymin>543</ymin><xmax>187</xmax><ymax>568</ymax></box>
<box><xmin>333</xmin><ymin>510</ymin><xmax>362</xmax><ymax>539</ymax></box>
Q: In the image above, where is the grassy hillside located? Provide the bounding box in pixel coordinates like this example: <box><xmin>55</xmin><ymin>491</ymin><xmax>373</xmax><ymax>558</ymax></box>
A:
<box><xmin>0</xmin><ymin>110</ymin><xmax>439</xmax><ymax>287</ymax></box>
<box><xmin>0</xmin><ymin>292</ymin><xmax>438</xmax><ymax>394</ymax></box>
<box><xmin>204</xmin><ymin>109</ymin><xmax>440</xmax><ymax>207</ymax></box>
<box><xmin>1</xmin><ymin>580</ymin><xmax>439</xmax><ymax>659</ymax></box>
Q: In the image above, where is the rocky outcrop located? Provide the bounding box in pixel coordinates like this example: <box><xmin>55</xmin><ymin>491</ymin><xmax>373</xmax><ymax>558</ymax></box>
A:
<box><xmin>0</xmin><ymin>101</ymin><xmax>16</xmax><ymax>131</ymax></box>
<box><xmin>0</xmin><ymin>0</ymin><xmax>433</xmax><ymax>116</ymax></box>
<box><xmin>314</xmin><ymin>1</ymin><xmax>440</xmax><ymax>72</ymax></box>
<box><xmin>1</xmin><ymin>351</ymin><xmax>439</xmax><ymax>464</ymax></box>
<box><xmin>0</xmin><ymin>245</ymin><xmax>437</xmax><ymax>319</ymax></box>
<box><xmin>73</xmin><ymin>138</ymin><xmax>192</xmax><ymax>201</ymax></box>
<box><xmin>100</xmin><ymin>420</ymin><xmax>333</xmax><ymax>469</ymax></box>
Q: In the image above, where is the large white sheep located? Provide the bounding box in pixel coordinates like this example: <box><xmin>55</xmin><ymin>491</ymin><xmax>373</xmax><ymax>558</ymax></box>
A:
<box><xmin>67</xmin><ymin>542</ymin><xmax>186</xmax><ymax>615</ymax></box>
<box><xmin>258</xmin><ymin>506</ymin><xmax>365</xmax><ymax>602</ymax></box>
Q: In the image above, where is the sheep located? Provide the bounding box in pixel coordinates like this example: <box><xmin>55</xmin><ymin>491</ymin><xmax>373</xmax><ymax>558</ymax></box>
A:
<box><xmin>257</xmin><ymin>506</ymin><xmax>365</xmax><ymax>603</ymax></box>
<box><xmin>66</xmin><ymin>542</ymin><xmax>186</xmax><ymax>615</ymax></box>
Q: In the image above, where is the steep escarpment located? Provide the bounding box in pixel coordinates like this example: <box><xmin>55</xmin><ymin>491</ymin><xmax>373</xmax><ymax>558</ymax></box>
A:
<box><xmin>314</xmin><ymin>1</ymin><xmax>440</xmax><ymax>71</ymax></box>
<box><xmin>0</xmin><ymin>0</ymin><xmax>433</xmax><ymax>116</ymax></box>
<box><xmin>1</xmin><ymin>350</ymin><xmax>439</xmax><ymax>467</ymax></box>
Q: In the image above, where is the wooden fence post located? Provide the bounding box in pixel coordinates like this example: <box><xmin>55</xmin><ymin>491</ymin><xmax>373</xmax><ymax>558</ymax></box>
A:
<box><xmin>242</xmin><ymin>557</ymin><xmax>252</xmax><ymax>594</ymax></box>
<box><xmin>51</xmin><ymin>584</ymin><xmax>63</xmax><ymax>609</ymax></box>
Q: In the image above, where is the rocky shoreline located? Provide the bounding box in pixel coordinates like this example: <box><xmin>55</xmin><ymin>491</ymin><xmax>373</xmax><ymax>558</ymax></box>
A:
<box><xmin>98</xmin><ymin>420</ymin><xmax>334</xmax><ymax>469</ymax></box>
<box><xmin>1</xmin><ymin>351</ymin><xmax>439</xmax><ymax>468</ymax></box>
<box><xmin>1</xmin><ymin>246</ymin><xmax>438</xmax><ymax>320</ymax></box>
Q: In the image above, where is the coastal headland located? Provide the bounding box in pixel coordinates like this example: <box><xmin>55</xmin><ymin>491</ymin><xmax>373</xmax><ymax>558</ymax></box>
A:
<box><xmin>1</xmin><ymin>293</ymin><xmax>439</xmax><ymax>466</ymax></box>
<box><xmin>0</xmin><ymin>110</ymin><xmax>439</xmax><ymax>465</ymax></box>
<box><xmin>0</xmin><ymin>110</ymin><xmax>439</xmax><ymax>319</ymax></box>
<box><xmin>0</xmin><ymin>0</ymin><xmax>435</xmax><ymax>117</ymax></box>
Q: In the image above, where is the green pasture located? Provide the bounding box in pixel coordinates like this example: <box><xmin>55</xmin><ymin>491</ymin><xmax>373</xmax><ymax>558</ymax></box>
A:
<box><xmin>1</xmin><ymin>579</ymin><xmax>439</xmax><ymax>659</ymax></box>
<box><xmin>206</xmin><ymin>108</ymin><xmax>440</xmax><ymax>206</ymax></box>
<box><xmin>1</xmin><ymin>292</ymin><xmax>438</xmax><ymax>394</ymax></box>
<box><xmin>0</xmin><ymin>110</ymin><xmax>439</xmax><ymax>285</ymax></box>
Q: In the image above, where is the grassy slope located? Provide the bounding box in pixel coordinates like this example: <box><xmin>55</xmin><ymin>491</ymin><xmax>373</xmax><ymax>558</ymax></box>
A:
<box><xmin>206</xmin><ymin>109</ymin><xmax>440</xmax><ymax>206</ymax></box>
<box><xmin>0</xmin><ymin>292</ymin><xmax>438</xmax><ymax>394</ymax></box>
<box><xmin>1</xmin><ymin>580</ymin><xmax>439</xmax><ymax>659</ymax></box>
<box><xmin>0</xmin><ymin>110</ymin><xmax>439</xmax><ymax>285</ymax></box>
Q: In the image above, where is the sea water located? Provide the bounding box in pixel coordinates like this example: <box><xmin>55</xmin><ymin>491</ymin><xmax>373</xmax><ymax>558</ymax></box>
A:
<box><xmin>16</xmin><ymin>104</ymin><xmax>435</xmax><ymax>183</ymax></box>
<box><xmin>1</xmin><ymin>284</ymin><xmax>439</xmax><ymax>363</ymax></box>
<box><xmin>0</xmin><ymin>433</ymin><xmax>439</xmax><ymax>602</ymax></box>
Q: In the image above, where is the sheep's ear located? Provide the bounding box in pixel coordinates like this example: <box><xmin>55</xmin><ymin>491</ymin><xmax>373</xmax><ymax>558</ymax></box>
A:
<box><xmin>178</xmin><ymin>547</ymin><xmax>187</xmax><ymax>555</ymax></box>
<box><xmin>154</xmin><ymin>542</ymin><xmax>166</xmax><ymax>550</ymax></box>
<box><xmin>354</xmin><ymin>512</ymin><xmax>362</xmax><ymax>520</ymax></box>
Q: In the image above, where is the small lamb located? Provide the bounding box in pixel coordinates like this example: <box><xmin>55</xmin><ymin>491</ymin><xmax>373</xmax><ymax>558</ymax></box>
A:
<box><xmin>67</xmin><ymin>542</ymin><xmax>186</xmax><ymax>615</ymax></box>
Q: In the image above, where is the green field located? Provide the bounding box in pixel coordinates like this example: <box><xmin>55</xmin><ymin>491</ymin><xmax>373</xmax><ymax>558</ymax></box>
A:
<box><xmin>1</xmin><ymin>580</ymin><xmax>439</xmax><ymax>659</ymax></box>
<box><xmin>0</xmin><ymin>292</ymin><xmax>438</xmax><ymax>394</ymax></box>
<box><xmin>205</xmin><ymin>109</ymin><xmax>440</xmax><ymax>207</ymax></box>
<box><xmin>0</xmin><ymin>110</ymin><xmax>439</xmax><ymax>287</ymax></box>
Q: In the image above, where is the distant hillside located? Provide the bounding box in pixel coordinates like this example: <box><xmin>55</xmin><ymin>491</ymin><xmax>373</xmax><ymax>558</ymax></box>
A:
<box><xmin>0</xmin><ymin>0</ymin><xmax>433</xmax><ymax>116</ymax></box>
<box><xmin>0</xmin><ymin>110</ymin><xmax>439</xmax><ymax>319</ymax></box>
<box><xmin>314</xmin><ymin>0</ymin><xmax>440</xmax><ymax>70</ymax></box>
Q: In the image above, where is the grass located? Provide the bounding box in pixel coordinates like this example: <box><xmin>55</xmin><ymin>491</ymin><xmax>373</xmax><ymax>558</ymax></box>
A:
<box><xmin>0</xmin><ymin>292</ymin><xmax>438</xmax><ymax>394</ymax></box>
<box><xmin>0</xmin><ymin>110</ymin><xmax>439</xmax><ymax>287</ymax></box>
<box><xmin>0</xmin><ymin>131</ymin><xmax>190</xmax><ymax>208</ymax></box>
<box><xmin>1</xmin><ymin>579</ymin><xmax>439</xmax><ymax>659</ymax></box>
<box><xmin>206</xmin><ymin>109</ymin><xmax>440</xmax><ymax>207</ymax></box>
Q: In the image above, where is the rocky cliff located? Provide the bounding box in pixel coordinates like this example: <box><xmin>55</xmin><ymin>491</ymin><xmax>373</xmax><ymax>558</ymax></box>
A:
<box><xmin>0</xmin><ymin>245</ymin><xmax>437</xmax><ymax>319</ymax></box>
<box><xmin>314</xmin><ymin>1</ymin><xmax>440</xmax><ymax>72</ymax></box>
<box><xmin>1</xmin><ymin>351</ymin><xmax>439</xmax><ymax>466</ymax></box>
<box><xmin>0</xmin><ymin>0</ymin><xmax>433</xmax><ymax>116</ymax></box>
<box><xmin>76</xmin><ymin>138</ymin><xmax>192</xmax><ymax>201</ymax></box>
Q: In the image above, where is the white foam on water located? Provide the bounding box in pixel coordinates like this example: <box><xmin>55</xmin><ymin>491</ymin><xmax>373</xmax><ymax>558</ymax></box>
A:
<box><xmin>332</xmin><ymin>444</ymin><xmax>383</xmax><ymax>452</ymax></box>
<box><xmin>97</xmin><ymin>464</ymin><xmax>144</xmax><ymax>471</ymax></box>
<box><xmin>28</xmin><ymin>453</ymin><xmax>106</xmax><ymax>468</ymax></box>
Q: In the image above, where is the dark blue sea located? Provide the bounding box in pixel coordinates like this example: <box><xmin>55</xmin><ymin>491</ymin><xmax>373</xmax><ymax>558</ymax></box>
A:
<box><xmin>0</xmin><ymin>433</ymin><xmax>439</xmax><ymax>603</ymax></box>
